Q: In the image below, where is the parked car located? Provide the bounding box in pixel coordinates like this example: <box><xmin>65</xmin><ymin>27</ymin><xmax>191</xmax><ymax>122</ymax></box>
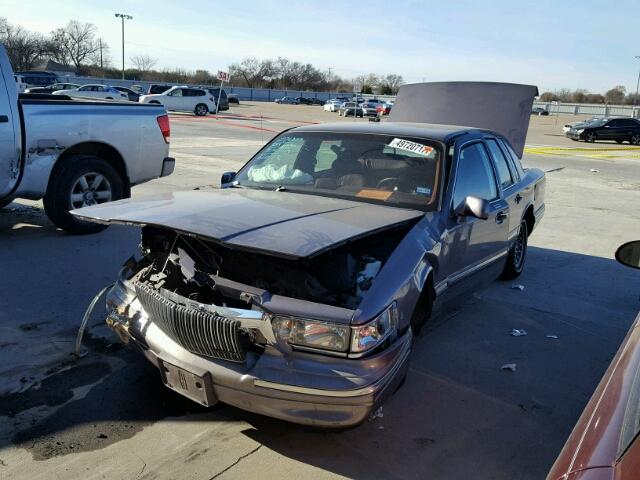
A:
<box><xmin>376</xmin><ymin>102</ymin><xmax>393</xmax><ymax>115</ymax></box>
<box><xmin>14</xmin><ymin>70</ymin><xmax>57</xmax><ymax>87</ymax></box>
<box><xmin>565</xmin><ymin>117</ymin><xmax>640</xmax><ymax>144</ymax></box>
<box><xmin>14</xmin><ymin>74</ymin><xmax>27</xmax><ymax>93</ymax></box>
<box><xmin>113</xmin><ymin>86</ymin><xmax>141</xmax><ymax>102</ymax></box>
<box><xmin>323</xmin><ymin>99</ymin><xmax>343</xmax><ymax>112</ymax></box>
<box><xmin>531</xmin><ymin>107</ymin><xmax>549</xmax><ymax>116</ymax></box>
<box><xmin>295</xmin><ymin>97</ymin><xmax>314</xmax><ymax>105</ymax></box>
<box><xmin>338</xmin><ymin>101</ymin><xmax>364</xmax><ymax>117</ymax></box>
<box><xmin>361</xmin><ymin>102</ymin><xmax>380</xmax><ymax>117</ymax></box>
<box><xmin>73</xmin><ymin>81</ymin><xmax>544</xmax><ymax>427</ymax></box>
<box><xmin>139</xmin><ymin>86</ymin><xmax>217</xmax><ymax>116</ymax></box>
<box><xmin>562</xmin><ymin>116</ymin><xmax>606</xmax><ymax>133</ymax></box>
<box><xmin>227</xmin><ymin>93</ymin><xmax>240</xmax><ymax>104</ymax></box>
<box><xmin>311</xmin><ymin>98</ymin><xmax>325</xmax><ymax>105</ymax></box>
<box><xmin>0</xmin><ymin>45</ymin><xmax>174</xmax><ymax>233</ymax></box>
<box><xmin>24</xmin><ymin>82</ymin><xmax>80</xmax><ymax>94</ymax></box>
<box><xmin>52</xmin><ymin>84</ymin><xmax>129</xmax><ymax>100</ymax></box>
<box><xmin>148</xmin><ymin>84</ymin><xmax>173</xmax><ymax>95</ymax></box>
<box><xmin>548</xmin><ymin>240</ymin><xmax>640</xmax><ymax>480</ymax></box>
<box><xmin>274</xmin><ymin>96</ymin><xmax>299</xmax><ymax>104</ymax></box>
<box><xmin>206</xmin><ymin>88</ymin><xmax>229</xmax><ymax>111</ymax></box>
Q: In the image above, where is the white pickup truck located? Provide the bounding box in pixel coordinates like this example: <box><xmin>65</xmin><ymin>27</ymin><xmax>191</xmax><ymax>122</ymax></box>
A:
<box><xmin>0</xmin><ymin>45</ymin><xmax>175</xmax><ymax>234</ymax></box>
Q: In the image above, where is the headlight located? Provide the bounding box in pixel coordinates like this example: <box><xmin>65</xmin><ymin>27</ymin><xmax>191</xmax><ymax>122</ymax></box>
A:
<box><xmin>271</xmin><ymin>317</ymin><xmax>350</xmax><ymax>352</ymax></box>
<box><xmin>577</xmin><ymin>129</ymin><xmax>585</xmax><ymax>134</ymax></box>
<box><xmin>350</xmin><ymin>302</ymin><xmax>398</xmax><ymax>354</ymax></box>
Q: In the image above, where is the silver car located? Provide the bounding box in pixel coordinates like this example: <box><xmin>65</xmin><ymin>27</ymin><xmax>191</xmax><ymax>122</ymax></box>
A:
<box><xmin>74</xmin><ymin>82</ymin><xmax>545</xmax><ymax>427</ymax></box>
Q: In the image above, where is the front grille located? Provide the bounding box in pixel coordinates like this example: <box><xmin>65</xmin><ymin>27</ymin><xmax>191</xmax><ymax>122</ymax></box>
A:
<box><xmin>135</xmin><ymin>282</ymin><xmax>246</xmax><ymax>362</ymax></box>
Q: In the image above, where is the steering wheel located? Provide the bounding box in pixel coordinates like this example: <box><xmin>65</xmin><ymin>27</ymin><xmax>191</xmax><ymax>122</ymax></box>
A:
<box><xmin>376</xmin><ymin>177</ymin><xmax>399</xmax><ymax>190</ymax></box>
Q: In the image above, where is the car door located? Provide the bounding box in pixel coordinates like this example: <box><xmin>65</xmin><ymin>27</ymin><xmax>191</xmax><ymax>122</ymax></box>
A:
<box><xmin>163</xmin><ymin>88</ymin><xmax>184</xmax><ymax>111</ymax></box>
<box><xmin>484</xmin><ymin>138</ymin><xmax>525</xmax><ymax>239</ymax></box>
<box><xmin>599</xmin><ymin>119</ymin><xmax>623</xmax><ymax>140</ymax></box>
<box><xmin>76</xmin><ymin>85</ymin><xmax>93</xmax><ymax>98</ymax></box>
<box><xmin>445</xmin><ymin>141</ymin><xmax>510</xmax><ymax>290</ymax></box>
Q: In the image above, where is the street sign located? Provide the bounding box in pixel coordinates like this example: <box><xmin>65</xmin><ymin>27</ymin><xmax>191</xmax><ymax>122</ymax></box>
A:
<box><xmin>217</xmin><ymin>71</ymin><xmax>230</xmax><ymax>82</ymax></box>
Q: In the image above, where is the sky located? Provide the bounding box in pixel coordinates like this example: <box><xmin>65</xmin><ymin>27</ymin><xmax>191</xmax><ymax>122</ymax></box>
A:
<box><xmin>3</xmin><ymin>0</ymin><xmax>640</xmax><ymax>94</ymax></box>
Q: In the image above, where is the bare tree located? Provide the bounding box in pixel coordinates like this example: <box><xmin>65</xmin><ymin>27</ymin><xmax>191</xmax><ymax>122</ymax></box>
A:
<box><xmin>605</xmin><ymin>86</ymin><xmax>626</xmax><ymax>105</ymax></box>
<box><xmin>130</xmin><ymin>54</ymin><xmax>157</xmax><ymax>71</ymax></box>
<box><xmin>229</xmin><ymin>57</ymin><xmax>276</xmax><ymax>88</ymax></box>
<box><xmin>381</xmin><ymin>74</ymin><xmax>404</xmax><ymax>94</ymax></box>
<box><xmin>0</xmin><ymin>17</ymin><xmax>55</xmax><ymax>70</ymax></box>
<box><xmin>51</xmin><ymin>20</ymin><xmax>101</xmax><ymax>68</ymax></box>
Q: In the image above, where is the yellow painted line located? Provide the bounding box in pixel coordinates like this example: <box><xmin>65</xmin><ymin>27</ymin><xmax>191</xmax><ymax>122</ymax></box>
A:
<box><xmin>524</xmin><ymin>146</ymin><xmax>640</xmax><ymax>153</ymax></box>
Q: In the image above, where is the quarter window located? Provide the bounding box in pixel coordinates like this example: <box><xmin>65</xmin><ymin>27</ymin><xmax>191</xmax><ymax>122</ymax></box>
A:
<box><xmin>453</xmin><ymin>143</ymin><xmax>498</xmax><ymax>210</ymax></box>
<box><xmin>486</xmin><ymin>139</ymin><xmax>514</xmax><ymax>188</ymax></box>
<box><xmin>499</xmin><ymin>139</ymin><xmax>526</xmax><ymax>179</ymax></box>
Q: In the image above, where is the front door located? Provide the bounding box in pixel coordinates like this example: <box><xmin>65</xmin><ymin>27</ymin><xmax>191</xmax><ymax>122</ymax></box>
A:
<box><xmin>163</xmin><ymin>88</ymin><xmax>184</xmax><ymax>111</ymax></box>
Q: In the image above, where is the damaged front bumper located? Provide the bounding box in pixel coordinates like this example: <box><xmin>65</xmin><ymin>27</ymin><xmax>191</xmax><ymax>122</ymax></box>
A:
<box><xmin>106</xmin><ymin>268</ymin><xmax>412</xmax><ymax>427</ymax></box>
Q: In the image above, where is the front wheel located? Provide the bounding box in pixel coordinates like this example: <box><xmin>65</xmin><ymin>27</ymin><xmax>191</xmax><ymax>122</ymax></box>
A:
<box><xmin>585</xmin><ymin>131</ymin><xmax>597</xmax><ymax>143</ymax></box>
<box><xmin>501</xmin><ymin>220</ymin><xmax>528</xmax><ymax>280</ymax></box>
<box><xmin>410</xmin><ymin>280</ymin><xmax>433</xmax><ymax>336</ymax></box>
<box><xmin>631</xmin><ymin>134</ymin><xmax>640</xmax><ymax>145</ymax></box>
<box><xmin>194</xmin><ymin>104</ymin><xmax>209</xmax><ymax>116</ymax></box>
<box><xmin>43</xmin><ymin>154</ymin><xmax>124</xmax><ymax>234</ymax></box>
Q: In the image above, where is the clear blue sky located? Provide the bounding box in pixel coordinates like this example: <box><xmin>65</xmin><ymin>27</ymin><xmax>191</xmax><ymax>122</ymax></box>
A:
<box><xmin>4</xmin><ymin>0</ymin><xmax>640</xmax><ymax>93</ymax></box>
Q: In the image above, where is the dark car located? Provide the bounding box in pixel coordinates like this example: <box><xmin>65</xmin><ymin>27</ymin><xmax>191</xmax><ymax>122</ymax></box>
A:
<box><xmin>227</xmin><ymin>93</ymin><xmax>240</xmax><ymax>104</ymax></box>
<box><xmin>24</xmin><ymin>82</ymin><xmax>80</xmax><ymax>94</ymax></box>
<box><xmin>566</xmin><ymin>117</ymin><xmax>640</xmax><ymax>144</ymax></box>
<box><xmin>338</xmin><ymin>101</ymin><xmax>364</xmax><ymax>117</ymax></box>
<box><xmin>113</xmin><ymin>86</ymin><xmax>141</xmax><ymax>102</ymax></box>
<box><xmin>311</xmin><ymin>98</ymin><xmax>325</xmax><ymax>105</ymax></box>
<box><xmin>74</xmin><ymin>81</ymin><xmax>544</xmax><ymax>428</ymax></box>
<box><xmin>147</xmin><ymin>84</ymin><xmax>173</xmax><ymax>95</ymax></box>
<box><xmin>548</xmin><ymin>240</ymin><xmax>640</xmax><ymax>480</ymax></box>
<box><xmin>206</xmin><ymin>88</ymin><xmax>229</xmax><ymax>111</ymax></box>
<box><xmin>295</xmin><ymin>96</ymin><xmax>314</xmax><ymax>105</ymax></box>
<box><xmin>531</xmin><ymin>107</ymin><xmax>549</xmax><ymax>116</ymax></box>
<box><xmin>15</xmin><ymin>70</ymin><xmax>58</xmax><ymax>87</ymax></box>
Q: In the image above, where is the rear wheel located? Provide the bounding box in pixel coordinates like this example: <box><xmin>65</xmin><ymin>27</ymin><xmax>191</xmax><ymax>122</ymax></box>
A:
<box><xmin>43</xmin><ymin>155</ymin><xmax>124</xmax><ymax>234</ymax></box>
<box><xmin>501</xmin><ymin>220</ymin><xmax>528</xmax><ymax>280</ymax></box>
<box><xmin>631</xmin><ymin>134</ymin><xmax>640</xmax><ymax>145</ymax></box>
<box><xmin>194</xmin><ymin>104</ymin><xmax>209</xmax><ymax>116</ymax></box>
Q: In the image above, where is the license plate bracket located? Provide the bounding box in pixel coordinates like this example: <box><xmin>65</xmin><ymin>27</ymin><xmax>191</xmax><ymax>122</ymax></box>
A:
<box><xmin>158</xmin><ymin>359</ymin><xmax>217</xmax><ymax>407</ymax></box>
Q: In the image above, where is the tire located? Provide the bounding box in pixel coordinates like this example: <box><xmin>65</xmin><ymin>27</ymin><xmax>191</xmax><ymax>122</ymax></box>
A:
<box><xmin>194</xmin><ymin>104</ymin><xmax>209</xmax><ymax>116</ymax></box>
<box><xmin>410</xmin><ymin>279</ymin><xmax>433</xmax><ymax>336</ymax></box>
<box><xmin>616</xmin><ymin>139</ymin><xmax>624</xmax><ymax>144</ymax></box>
<box><xmin>106</xmin><ymin>97</ymin><xmax>113</xmax><ymax>100</ymax></box>
<box><xmin>501</xmin><ymin>220</ymin><xmax>528</xmax><ymax>280</ymax></box>
<box><xmin>0</xmin><ymin>197</ymin><xmax>13</xmax><ymax>208</ymax></box>
<box><xmin>585</xmin><ymin>131</ymin><xmax>597</xmax><ymax>143</ymax></box>
<box><xmin>631</xmin><ymin>134</ymin><xmax>640</xmax><ymax>145</ymax></box>
<box><xmin>43</xmin><ymin>154</ymin><xmax>124</xmax><ymax>234</ymax></box>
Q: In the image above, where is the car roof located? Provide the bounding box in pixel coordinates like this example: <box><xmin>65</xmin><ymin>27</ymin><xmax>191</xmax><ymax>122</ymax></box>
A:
<box><xmin>291</xmin><ymin>121</ymin><xmax>490</xmax><ymax>143</ymax></box>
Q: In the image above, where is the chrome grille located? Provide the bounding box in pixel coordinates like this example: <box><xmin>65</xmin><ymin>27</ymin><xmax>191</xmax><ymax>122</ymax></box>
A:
<box><xmin>135</xmin><ymin>283</ymin><xmax>246</xmax><ymax>362</ymax></box>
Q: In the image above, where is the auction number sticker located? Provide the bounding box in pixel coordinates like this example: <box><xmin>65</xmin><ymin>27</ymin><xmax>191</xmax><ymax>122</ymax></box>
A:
<box><xmin>388</xmin><ymin>138</ymin><xmax>434</xmax><ymax>156</ymax></box>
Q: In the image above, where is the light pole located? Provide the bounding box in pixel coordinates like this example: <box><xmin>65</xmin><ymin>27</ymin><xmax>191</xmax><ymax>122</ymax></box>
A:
<box><xmin>114</xmin><ymin>13</ymin><xmax>132</xmax><ymax>80</ymax></box>
<box><xmin>634</xmin><ymin>55</ymin><xmax>640</xmax><ymax>108</ymax></box>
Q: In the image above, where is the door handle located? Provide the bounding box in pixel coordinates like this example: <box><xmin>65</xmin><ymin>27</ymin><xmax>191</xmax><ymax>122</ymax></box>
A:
<box><xmin>515</xmin><ymin>193</ymin><xmax>522</xmax><ymax>204</ymax></box>
<box><xmin>0</xmin><ymin>115</ymin><xmax>8</xmax><ymax>123</ymax></box>
<box><xmin>496</xmin><ymin>211</ymin><xmax>508</xmax><ymax>224</ymax></box>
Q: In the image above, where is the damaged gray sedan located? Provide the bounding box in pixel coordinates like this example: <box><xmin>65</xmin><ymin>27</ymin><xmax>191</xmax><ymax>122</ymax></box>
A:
<box><xmin>74</xmin><ymin>82</ymin><xmax>545</xmax><ymax>427</ymax></box>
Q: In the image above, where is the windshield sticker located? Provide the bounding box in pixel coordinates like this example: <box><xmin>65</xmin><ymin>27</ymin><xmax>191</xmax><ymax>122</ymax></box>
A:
<box><xmin>416</xmin><ymin>186</ymin><xmax>432</xmax><ymax>195</ymax></box>
<box><xmin>356</xmin><ymin>189</ymin><xmax>393</xmax><ymax>201</ymax></box>
<box><xmin>388</xmin><ymin>138</ymin><xmax>434</xmax><ymax>156</ymax></box>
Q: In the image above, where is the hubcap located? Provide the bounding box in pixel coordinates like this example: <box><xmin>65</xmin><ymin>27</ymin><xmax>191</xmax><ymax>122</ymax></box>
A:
<box><xmin>513</xmin><ymin>226</ymin><xmax>526</xmax><ymax>269</ymax></box>
<box><xmin>70</xmin><ymin>172</ymin><xmax>112</xmax><ymax>209</ymax></box>
<box><xmin>633</xmin><ymin>135</ymin><xmax>640</xmax><ymax>145</ymax></box>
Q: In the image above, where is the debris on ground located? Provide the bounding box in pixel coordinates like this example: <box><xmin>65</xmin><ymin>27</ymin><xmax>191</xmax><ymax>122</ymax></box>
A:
<box><xmin>96</xmin><ymin>433</ymin><xmax>108</xmax><ymax>439</ymax></box>
<box><xmin>510</xmin><ymin>329</ymin><xmax>528</xmax><ymax>337</ymax></box>
<box><xmin>546</xmin><ymin>334</ymin><xmax>559</xmax><ymax>339</ymax></box>
<box><xmin>511</xmin><ymin>284</ymin><xmax>525</xmax><ymax>291</ymax></box>
<box><xmin>590</xmin><ymin>169</ymin><xmax>599</xmax><ymax>173</ymax></box>
<box><xmin>501</xmin><ymin>363</ymin><xmax>517</xmax><ymax>372</ymax></box>
<box><xmin>545</xmin><ymin>167</ymin><xmax>565</xmax><ymax>173</ymax></box>
<box><xmin>370</xmin><ymin>406</ymin><xmax>384</xmax><ymax>420</ymax></box>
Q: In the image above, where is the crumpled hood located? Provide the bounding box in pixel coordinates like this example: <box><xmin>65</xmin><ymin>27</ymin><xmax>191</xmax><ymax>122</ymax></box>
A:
<box><xmin>72</xmin><ymin>189</ymin><xmax>424</xmax><ymax>258</ymax></box>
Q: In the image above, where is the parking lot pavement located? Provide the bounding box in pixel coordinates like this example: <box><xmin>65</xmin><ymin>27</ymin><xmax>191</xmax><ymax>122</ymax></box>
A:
<box><xmin>0</xmin><ymin>106</ymin><xmax>639</xmax><ymax>479</ymax></box>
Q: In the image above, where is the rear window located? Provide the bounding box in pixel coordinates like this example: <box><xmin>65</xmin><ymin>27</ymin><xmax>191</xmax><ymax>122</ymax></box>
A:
<box><xmin>499</xmin><ymin>139</ymin><xmax>526</xmax><ymax>179</ymax></box>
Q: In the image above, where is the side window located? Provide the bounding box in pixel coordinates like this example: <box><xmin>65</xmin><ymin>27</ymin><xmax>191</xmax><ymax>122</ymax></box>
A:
<box><xmin>452</xmin><ymin>143</ymin><xmax>498</xmax><ymax>210</ymax></box>
<box><xmin>607</xmin><ymin>119</ymin><xmax>621</xmax><ymax>127</ymax></box>
<box><xmin>170</xmin><ymin>89</ymin><xmax>183</xmax><ymax>97</ymax></box>
<box><xmin>485</xmin><ymin>139</ymin><xmax>514</xmax><ymax>187</ymax></box>
<box><xmin>78</xmin><ymin>85</ymin><xmax>90</xmax><ymax>91</ymax></box>
<box><xmin>620</xmin><ymin>120</ymin><xmax>637</xmax><ymax>128</ymax></box>
<box><xmin>499</xmin><ymin>139</ymin><xmax>526</xmax><ymax>179</ymax></box>
<box><xmin>193</xmin><ymin>89</ymin><xmax>206</xmax><ymax>97</ymax></box>
<box><xmin>314</xmin><ymin>140</ymin><xmax>341</xmax><ymax>172</ymax></box>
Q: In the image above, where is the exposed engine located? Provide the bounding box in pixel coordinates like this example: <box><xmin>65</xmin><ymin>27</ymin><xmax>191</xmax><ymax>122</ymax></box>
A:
<box><xmin>133</xmin><ymin>223</ymin><xmax>414</xmax><ymax>310</ymax></box>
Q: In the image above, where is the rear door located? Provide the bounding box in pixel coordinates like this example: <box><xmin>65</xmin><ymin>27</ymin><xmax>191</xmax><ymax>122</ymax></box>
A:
<box><xmin>0</xmin><ymin>46</ymin><xmax>20</xmax><ymax>197</ymax></box>
<box><xmin>446</xmin><ymin>141</ymin><xmax>510</xmax><ymax>289</ymax></box>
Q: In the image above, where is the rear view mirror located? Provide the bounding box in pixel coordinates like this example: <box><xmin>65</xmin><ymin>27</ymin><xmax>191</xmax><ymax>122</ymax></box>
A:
<box><xmin>615</xmin><ymin>241</ymin><xmax>640</xmax><ymax>269</ymax></box>
<box><xmin>220</xmin><ymin>171</ymin><xmax>236</xmax><ymax>187</ymax></box>
<box><xmin>454</xmin><ymin>196</ymin><xmax>490</xmax><ymax>220</ymax></box>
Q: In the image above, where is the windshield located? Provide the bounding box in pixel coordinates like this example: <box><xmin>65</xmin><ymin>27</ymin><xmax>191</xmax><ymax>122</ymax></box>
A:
<box><xmin>234</xmin><ymin>132</ymin><xmax>442</xmax><ymax>209</ymax></box>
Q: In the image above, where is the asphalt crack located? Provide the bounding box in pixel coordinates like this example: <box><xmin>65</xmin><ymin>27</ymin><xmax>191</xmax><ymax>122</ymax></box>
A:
<box><xmin>208</xmin><ymin>445</ymin><xmax>262</xmax><ymax>479</ymax></box>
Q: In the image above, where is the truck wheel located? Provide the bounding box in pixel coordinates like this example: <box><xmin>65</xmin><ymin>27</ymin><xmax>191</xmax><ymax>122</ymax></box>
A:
<box><xmin>44</xmin><ymin>155</ymin><xmax>124</xmax><ymax>235</ymax></box>
<box><xmin>194</xmin><ymin>104</ymin><xmax>209</xmax><ymax>116</ymax></box>
<box><xmin>501</xmin><ymin>220</ymin><xmax>528</xmax><ymax>280</ymax></box>
<box><xmin>410</xmin><ymin>278</ymin><xmax>433</xmax><ymax>336</ymax></box>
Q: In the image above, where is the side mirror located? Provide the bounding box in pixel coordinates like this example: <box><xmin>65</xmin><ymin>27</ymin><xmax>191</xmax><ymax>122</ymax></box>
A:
<box><xmin>220</xmin><ymin>171</ymin><xmax>236</xmax><ymax>187</ymax></box>
<box><xmin>615</xmin><ymin>241</ymin><xmax>640</xmax><ymax>269</ymax></box>
<box><xmin>454</xmin><ymin>196</ymin><xmax>490</xmax><ymax>220</ymax></box>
